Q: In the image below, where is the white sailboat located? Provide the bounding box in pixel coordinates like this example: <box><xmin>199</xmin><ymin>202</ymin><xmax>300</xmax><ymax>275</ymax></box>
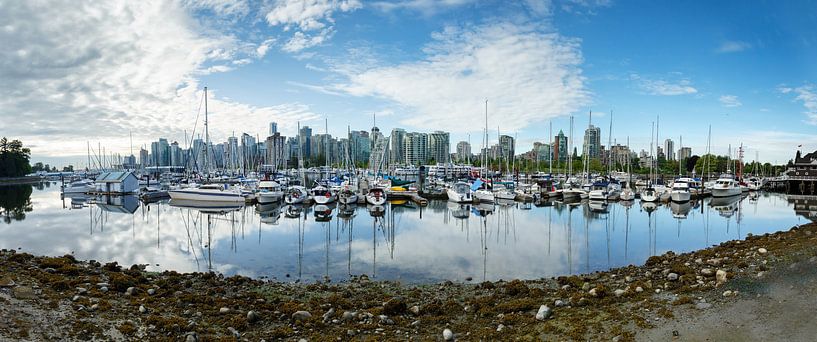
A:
<box><xmin>284</xmin><ymin>186</ymin><xmax>308</xmax><ymax>204</ymax></box>
<box><xmin>366</xmin><ymin>187</ymin><xmax>387</xmax><ymax>205</ymax></box>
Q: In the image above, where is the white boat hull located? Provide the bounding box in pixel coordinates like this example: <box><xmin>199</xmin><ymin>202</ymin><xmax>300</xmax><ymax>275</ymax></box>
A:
<box><xmin>670</xmin><ymin>191</ymin><xmax>690</xmax><ymax>203</ymax></box>
<box><xmin>339</xmin><ymin>193</ymin><xmax>358</xmax><ymax>204</ymax></box>
<box><xmin>711</xmin><ymin>187</ymin><xmax>741</xmax><ymax>197</ymax></box>
<box><xmin>619</xmin><ymin>190</ymin><xmax>634</xmax><ymax>201</ymax></box>
<box><xmin>168</xmin><ymin>189</ymin><xmax>244</xmax><ymax>202</ymax></box>
<box><xmin>313</xmin><ymin>194</ymin><xmax>337</xmax><ymax>204</ymax></box>
<box><xmin>474</xmin><ymin>189</ymin><xmax>495</xmax><ymax>203</ymax></box>
<box><xmin>257</xmin><ymin>191</ymin><xmax>283</xmax><ymax>204</ymax></box>
<box><xmin>446</xmin><ymin>188</ymin><xmax>473</xmax><ymax>203</ymax></box>
<box><xmin>494</xmin><ymin>191</ymin><xmax>516</xmax><ymax>201</ymax></box>
<box><xmin>588</xmin><ymin>190</ymin><xmax>607</xmax><ymax>201</ymax></box>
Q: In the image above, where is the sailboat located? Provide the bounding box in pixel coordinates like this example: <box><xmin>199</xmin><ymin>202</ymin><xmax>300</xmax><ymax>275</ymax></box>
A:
<box><xmin>620</xmin><ymin>137</ymin><xmax>635</xmax><ymax>201</ymax></box>
<box><xmin>169</xmin><ymin>87</ymin><xmax>243</xmax><ymax>203</ymax></box>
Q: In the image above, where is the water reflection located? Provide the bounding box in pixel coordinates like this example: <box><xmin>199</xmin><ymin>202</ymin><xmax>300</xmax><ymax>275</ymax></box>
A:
<box><xmin>0</xmin><ymin>184</ymin><xmax>33</xmax><ymax>223</ymax></box>
<box><xmin>0</xmin><ymin>183</ymin><xmax>810</xmax><ymax>283</ymax></box>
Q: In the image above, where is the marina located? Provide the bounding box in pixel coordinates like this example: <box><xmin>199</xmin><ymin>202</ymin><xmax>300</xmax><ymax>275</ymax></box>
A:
<box><xmin>0</xmin><ymin>182</ymin><xmax>809</xmax><ymax>283</ymax></box>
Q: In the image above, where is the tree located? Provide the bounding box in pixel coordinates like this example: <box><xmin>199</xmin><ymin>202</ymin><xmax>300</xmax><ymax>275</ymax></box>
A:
<box><xmin>0</xmin><ymin>138</ymin><xmax>32</xmax><ymax>177</ymax></box>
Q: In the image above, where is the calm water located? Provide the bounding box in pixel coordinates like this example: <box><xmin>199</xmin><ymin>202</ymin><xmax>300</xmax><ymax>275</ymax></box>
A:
<box><xmin>0</xmin><ymin>182</ymin><xmax>812</xmax><ymax>283</ymax></box>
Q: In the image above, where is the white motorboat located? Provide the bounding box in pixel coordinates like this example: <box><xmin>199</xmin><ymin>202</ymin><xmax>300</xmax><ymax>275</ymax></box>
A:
<box><xmin>168</xmin><ymin>184</ymin><xmax>244</xmax><ymax>202</ymax></box>
<box><xmin>338</xmin><ymin>188</ymin><xmax>359</xmax><ymax>204</ymax></box>
<box><xmin>474</xmin><ymin>189</ymin><xmax>495</xmax><ymax>203</ymax></box>
<box><xmin>284</xmin><ymin>186</ymin><xmax>308</xmax><ymax>204</ymax></box>
<box><xmin>562</xmin><ymin>186</ymin><xmax>585</xmax><ymax>202</ymax></box>
<box><xmin>257</xmin><ymin>181</ymin><xmax>284</xmax><ymax>204</ymax></box>
<box><xmin>446</xmin><ymin>181</ymin><xmax>473</xmax><ymax>203</ymax></box>
<box><xmin>366</xmin><ymin>187</ymin><xmax>387</xmax><ymax>205</ymax></box>
<box><xmin>710</xmin><ymin>174</ymin><xmax>741</xmax><ymax>198</ymax></box>
<box><xmin>62</xmin><ymin>179</ymin><xmax>95</xmax><ymax>194</ymax></box>
<box><xmin>311</xmin><ymin>184</ymin><xmax>337</xmax><ymax>204</ymax></box>
<box><xmin>670</xmin><ymin>180</ymin><xmax>691</xmax><ymax>203</ymax></box>
<box><xmin>745</xmin><ymin>177</ymin><xmax>762</xmax><ymax>191</ymax></box>
<box><xmin>493</xmin><ymin>185</ymin><xmax>516</xmax><ymax>201</ymax></box>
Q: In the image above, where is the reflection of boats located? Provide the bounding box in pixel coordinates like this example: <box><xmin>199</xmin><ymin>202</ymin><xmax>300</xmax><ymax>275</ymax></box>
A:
<box><xmin>256</xmin><ymin>202</ymin><xmax>281</xmax><ymax>224</ymax></box>
<box><xmin>710</xmin><ymin>195</ymin><xmax>741</xmax><ymax>218</ymax></box>
<box><xmin>140</xmin><ymin>187</ymin><xmax>169</xmax><ymax>203</ymax></box>
<box><xmin>62</xmin><ymin>192</ymin><xmax>92</xmax><ymax>208</ymax></box>
<box><xmin>314</xmin><ymin>204</ymin><xmax>333</xmax><ymax>222</ymax></box>
<box><xmin>337</xmin><ymin>204</ymin><xmax>356</xmax><ymax>219</ymax></box>
<box><xmin>169</xmin><ymin>199</ymin><xmax>242</xmax><ymax>214</ymax></box>
<box><xmin>368</xmin><ymin>204</ymin><xmax>385</xmax><ymax>217</ymax></box>
<box><xmin>496</xmin><ymin>198</ymin><xmax>516</xmax><ymax>206</ymax></box>
<box><xmin>447</xmin><ymin>201</ymin><xmax>470</xmax><ymax>219</ymax></box>
<box><xmin>94</xmin><ymin>195</ymin><xmax>140</xmax><ymax>214</ymax></box>
<box><xmin>283</xmin><ymin>204</ymin><xmax>303</xmax><ymax>218</ymax></box>
<box><xmin>472</xmin><ymin>202</ymin><xmax>494</xmax><ymax>216</ymax></box>
<box><xmin>670</xmin><ymin>201</ymin><xmax>692</xmax><ymax>218</ymax></box>
<box><xmin>641</xmin><ymin>201</ymin><xmax>658</xmax><ymax>213</ymax></box>
<box><xmin>446</xmin><ymin>181</ymin><xmax>473</xmax><ymax>203</ymax></box>
<box><xmin>588</xmin><ymin>200</ymin><xmax>608</xmax><ymax>212</ymax></box>
<box><xmin>168</xmin><ymin>184</ymin><xmax>244</xmax><ymax>202</ymax></box>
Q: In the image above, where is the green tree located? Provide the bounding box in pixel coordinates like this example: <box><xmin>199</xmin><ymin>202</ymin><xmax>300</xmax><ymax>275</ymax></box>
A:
<box><xmin>0</xmin><ymin>138</ymin><xmax>32</xmax><ymax>177</ymax></box>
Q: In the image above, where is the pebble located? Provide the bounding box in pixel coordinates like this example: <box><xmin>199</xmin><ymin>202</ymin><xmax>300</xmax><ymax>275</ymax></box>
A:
<box><xmin>247</xmin><ymin>310</ymin><xmax>259</xmax><ymax>323</ymax></box>
<box><xmin>292</xmin><ymin>311</ymin><xmax>312</xmax><ymax>321</ymax></box>
<box><xmin>139</xmin><ymin>305</ymin><xmax>147</xmax><ymax>314</ymax></box>
<box><xmin>716</xmin><ymin>270</ymin><xmax>728</xmax><ymax>286</ymax></box>
<box><xmin>757</xmin><ymin>271</ymin><xmax>765</xmax><ymax>278</ymax></box>
<box><xmin>581</xmin><ymin>282</ymin><xmax>591</xmax><ymax>291</ymax></box>
<box><xmin>100</xmin><ymin>287</ymin><xmax>108</xmax><ymax>293</ymax></box>
<box><xmin>185</xmin><ymin>332</ymin><xmax>198</xmax><ymax>342</ymax></box>
<box><xmin>77</xmin><ymin>287</ymin><xmax>88</xmax><ymax>294</ymax></box>
<box><xmin>443</xmin><ymin>328</ymin><xmax>454</xmax><ymax>341</ymax></box>
<box><xmin>411</xmin><ymin>320</ymin><xmax>421</xmax><ymax>327</ymax></box>
<box><xmin>625</xmin><ymin>276</ymin><xmax>633</xmax><ymax>282</ymax></box>
<box><xmin>323</xmin><ymin>308</ymin><xmax>335</xmax><ymax>322</ymax></box>
<box><xmin>147</xmin><ymin>288</ymin><xmax>156</xmax><ymax>296</ymax></box>
<box><xmin>227</xmin><ymin>327</ymin><xmax>240</xmax><ymax>338</ymax></box>
<box><xmin>655</xmin><ymin>289</ymin><xmax>662</xmax><ymax>294</ymax></box>
<box><xmin>612</xmin><ymin>335</ymin><xmax>622</xmax><ymax>342</ymax></box>
<box><xmin>667</xmin><ymin>273</ymin><xmax>679</xmax><ymax>281</ymax></box>
<box><xmin>589</xmin><ymin>288</ymin><xmax>598</xmax><ymax>297</ymax></box>
<box><xmin>90</xmin><ymin>304</ymin><xmax>99</xmax><ymax>311</ymax></box>
<box><xmin>341</xmin><ymin>311</ymin><xmax>355</xmax><ymax>321</ymax></box>
<box><xmin>72</xmin><ymin>295</ymin><xmax>80</xmax><ymax>302</ymax></box>
<box><xmin>497</xmin><ymin>324</ymin><xmax>505</xmax><ymax>332</ymax></box>
<box><xmin>347</xmin><ymin>329</ymin><xmax>356</xmax><ymax>336</ymax></box>
<box><xmin>410</xmin><ymin>305</ymin><xmax>420</xmax><ymax>315</ymax></box>
<box><xmin>700</xmin><ymin>268</ymin><xmax>714</xmax><ymax>276</ymax></box>
<box><xmin>614</xmin><ymin>289</ymin><xmax>626</xmax><ymax>297</ymax></box>
<box><xmin>758</xmin><ymin>248</ymin><xmax>768</xmax><ymax>254</ymax></box>
<box><xmin>722</xmin><ymin>290</ymin><xmax>733</xmax><ymax>297</ymax></box>
<box><xmin>126</xmin><ymin>287</ymin><xmax>136</xmax><ymax>296</ymax></box>
<box><xmin>695</xmin><ymin>302</ymin><xmax>712</xmax><ymax>310</ymax></box>
<box><xmin>635</xmin><ymin>286</ymin><xmax>644</xmax><ymax>293</ymax></box>
<box><xmin>219</xmin><ymin>307</ymin><xmax>230</xmax><ymax>314</ymax></box>
<box><xmin>535</xmin><ymin>305</ymin><xmax>552</xmax><ymax>320</ymax></box>
<box><xmin>554</xmin><ymin>299</ymin><xmax>565</xmax><ymax>307</ymax></box>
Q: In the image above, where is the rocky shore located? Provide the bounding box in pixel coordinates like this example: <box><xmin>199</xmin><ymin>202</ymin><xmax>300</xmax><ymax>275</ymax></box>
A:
<box><xmin>1</xmin><ymin>222</ymin><xmax>816</xmax><ymax>341</ymax></box>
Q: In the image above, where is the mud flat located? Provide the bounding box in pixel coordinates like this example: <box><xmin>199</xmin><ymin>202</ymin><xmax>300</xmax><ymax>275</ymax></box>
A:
<box><xmin>1</xmin><ymin>223</ymin><xmax>816</xmax><ymax>341</ymax></box>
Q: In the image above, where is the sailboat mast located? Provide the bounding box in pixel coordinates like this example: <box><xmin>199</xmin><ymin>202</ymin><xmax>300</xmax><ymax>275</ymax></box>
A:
<box><xmin>548</xmin><ymin>121</ymin><xmax>553</xmax><ymax>175</ymax></box>
<box><xmin>203</xmin><ymin>87</ymin><xmax>209</xmax><ymax>178</ymax></box>
<box><xmin>679</xmin><ymin>135</ymin><xmax>683</xmax><ymax>176</ymax></box>
<box><xmin>607</xmin><ymin>110</ymin><xmax>613</xmax><ymax>175</ymax></box>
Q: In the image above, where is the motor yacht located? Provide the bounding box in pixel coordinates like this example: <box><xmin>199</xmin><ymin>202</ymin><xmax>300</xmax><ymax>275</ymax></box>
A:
<box><xmin>168</xmin><ymin>184</ymin><xmax>244</xmax><ymax>202</ymax></box>
<box><xmin>711</xmin><ymin>173</ymin><xmax>741</xmax><ymax>197</ymax></box>
<box><xmin>446</xmin><ymin>181</ymin><xmax>473</xmax><ymax>203</ymax></box>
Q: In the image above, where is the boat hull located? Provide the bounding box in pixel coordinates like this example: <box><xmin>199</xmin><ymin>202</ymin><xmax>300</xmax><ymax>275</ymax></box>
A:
<box><xmin>257</xmin><ymin>191</ymin><xmax>283</xmax><ymax>204</ymax></box>
<box><xmin>446</xmin><ymin>189</ymin><xmax>473</xmax><ymax>203</ymax></box>
<box><xmin>473</xmin><ymin>189</ymin><xmax>495</xmax><ymax>203</ymax></box>
<box><xmin>168</xmin><ymin>189</ymin><xmax>244</xmax><ymax>202</ymax></box>
<box><xmin>711</xmin><ymin>187</ymin><xmax>741</xmax><ymax>198</ymax></box>
<box><xmin>670</xmin><ymin>191</ymin><xmax>691</xmax><ymax>203</ymax></box>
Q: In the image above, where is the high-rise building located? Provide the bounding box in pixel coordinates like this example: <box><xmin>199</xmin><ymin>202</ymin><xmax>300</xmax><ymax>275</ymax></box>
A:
<box><xmin>299</xmin><ymin>126</ymin><xmax>312</xmax><ymax>159</ymax></box>
<box><xmin>583</xmin><ymin>125</ymin><xmax>601</xmax><ymax>159</ymax></box>
<box><xmin>456</xmin><ymin>141</ymin><xmax>471</xmax><ymax>162</ymax></box>
<box><xmin>532</xmin><ymin>142</ymin><xmax>551</xmax><ymax>162</ymax></box>
<box><xmin>656</xmin><ymin>146</ymin><xmax>665</xmax><ymax>160</ymax></box>
<box><xmin>265</xmin><ymin>132</ymin><xmax>287</xmax><ymax>170</ymax></box>
<box><xmin>664</xmin><ymin>139</ymin><xmax>675</xmax><ymax>161</ymax></box>
<box><xmin>170</xmin><ymin>141</ymin><xmax>182</xmax><ymax>166</ymax></box>
<box><xmin>679</xmin><ymin>147</ymin><xmax>692</xmax><ymax>161</ymax></box>
<box><xmin>138</xmin><ymin>148</ymin><xmax>148</xmax><ymax>170</ymax></box>
<box><xmin>389</xmin><ymin>128</ymin><xmax>406</xmax><ymax>166</ymax></box>
<box><xmin>428</xmin><ymin>131</ymin><xmax>450</xmax><ymax>163</ymax></box>
<box><xmin>349</xmin><ymin>130</ymin><xmax>370</xmax><ymax>164</ymax></box>
<box><xmin>499</xmin><ymin>135</ymin><xmax>515</xmax><ymax>161</ymax></box>
<box><xmin>269</xmin><ymin>122</ymin><xmax>278</xmax><ymax>136</ymax></box>
<box><xmin>554</xmin><ymin>130</ymin><xmax>568</xmax><ymax>162</ymax></box>
<box><xmin>404</xmin><ymin>132</ymin><xmax>428</xmax><ymax>165</ymax></box>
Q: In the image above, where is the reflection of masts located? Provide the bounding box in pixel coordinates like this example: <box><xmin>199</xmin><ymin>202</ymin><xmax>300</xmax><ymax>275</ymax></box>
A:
<box><xmin>207</xmin><ymin>214</ymin><xmax>213</xmax><ymax>273</ymax></box>
<box><xmin>624</xmin><ymin>204</ymin><xmax>630</xmax><ymax>262</ymax></box>
<box><xmin>584</xmin><ymin>207</ymin><xmax>589</xmax><ymax>273</ymax></box>
<box><xmin>298</xmin><ymin>209</ymin><xmax>305</xmax><ymax>280</ymax></box>
<box><xmin>567</xmin><ymin>206</ymin><xmax>573</xmax><ymax>274</ymax></box>
<box><xmin>547</xmin><ymin>207</ymin><xmax>552</xmax><ymax>256</ymax></box>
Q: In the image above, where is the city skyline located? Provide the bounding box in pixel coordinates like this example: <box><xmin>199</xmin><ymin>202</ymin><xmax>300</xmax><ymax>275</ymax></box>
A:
<box><xmin>3</xmin><ymin>1</ymin><xmax>817</xmax><ymax>167</ymax></box>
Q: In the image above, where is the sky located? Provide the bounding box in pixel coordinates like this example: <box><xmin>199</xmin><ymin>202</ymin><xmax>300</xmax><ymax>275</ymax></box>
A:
<box><xmin>2</xmin><ymin>0</ymin><xmax>816</xmax><ymax>167</ymax></box>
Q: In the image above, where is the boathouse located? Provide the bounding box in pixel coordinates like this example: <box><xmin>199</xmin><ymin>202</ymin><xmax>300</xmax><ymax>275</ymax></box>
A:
<box><xmin>787</xmin><ymin>149</ymin><xmax>817</xmax><ymax>194</ymax></box>
<box><xmin>95</xmin><ymin>171</ymin><xmax>139</xmax><ymax>194</ymax></box>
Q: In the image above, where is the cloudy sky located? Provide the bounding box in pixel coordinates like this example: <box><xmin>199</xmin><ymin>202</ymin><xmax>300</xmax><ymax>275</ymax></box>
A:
<box><xmin>2</xmin><ymin>0</ymin><xmax>816</xmax><ymax>167</ymax></box>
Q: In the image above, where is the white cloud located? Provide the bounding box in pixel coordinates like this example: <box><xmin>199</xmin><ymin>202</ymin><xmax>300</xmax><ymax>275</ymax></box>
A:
<box><xmin>256</xmin><ymin>38</ymin><xmax>276</xmax><ymax>57</ymax></box>
<box><xmin>719</xmin><ymin>95</ymin><xmax>742</xmax><ymax>108</ymax></box>
<box><xmin>0</xmin><ymin>1</ymin><xmax>317</xmax><ymax>158</ymax></box>
<box><xmin>183</xmin><ymin>0</ymin><xmax>250</xmax><ymax>17</ymax></box>
<box><xmin>716</xmin><ymin>40</ymin><xmax>751</xmax><ymax>53</ymax></box>
<box><xmin>631</xmin><ymin>74</ymin><xmax>697</xmax><ymax>96</ymax></box>
<box><xmin>780</xmin><ymin>84</ymin><xmax>817</xmax><ymax>125</ymax></box>
<box><xmin>560</xmin><ymin>0</ymin><xmax>612</xmax><ymax>15</ymax></box>
<box><xmin>329</xmin><ymin>22</ymin><xmax>588</xmax><ymax>133</ymax></box>
<box><xmin>265</xmin><ymin>0</ymin><xmax>360</xmax><ymax>52</ymax></box>
<box><xmin>372</xmin><ymin>0</ymin><xmax>476</xmax><ymax>15</ymax></box>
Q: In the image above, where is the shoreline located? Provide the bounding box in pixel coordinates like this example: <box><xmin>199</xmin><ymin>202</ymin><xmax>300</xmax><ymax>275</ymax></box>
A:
<box><xmin>1</xmin><ymin>222</ymin><xmax>815</xmax><ymax>341</ymax></box>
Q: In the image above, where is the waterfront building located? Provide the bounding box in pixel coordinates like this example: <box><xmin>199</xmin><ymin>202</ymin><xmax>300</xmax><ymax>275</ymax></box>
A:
<box><xmin>350</xmin><ymin>130</ymin><xmax>370</xmax><ymax>164</ymax></box>
<box><xmin>389</xmin><ymin>128</ymin><xmax>406</xmax><ymax>166</ymax></box>
<box><xmin>499</xmin><ymin>135</ymin><xmax>514</xmax><ymax>162</ymax></box>
<box><xmin>299</xmin><ymin>126</ymin><xmax>312</xmax><ymax>159</ymax></box>
<box><xmin>404</xmin><ymin>132</ymin><xmax>428</xmax><ymax>166</ymax></box>
<box><xmin>456</xmin><ymin>141</ymin><xmax>471</xmax><ymax>162</ymax></box>
<box><xmin>553</xmin><ymin>130</ymin><xmax>568</xmax><ymax>162</ymax></box>
<box><xmin>269</xmin><ymin>122</ymin><xmax>277</xmax><ymax>136</ymax></box>
<box><xmin>532</xmin><ymin>142</ymin><xmax>551</xmax><ymax>162</ymax></box>
<box><xmin>583</xmin><ymin>125</ymin><xmax>601</xmax><ymax>160</ymax></box>
<box><xmin>679</xmin><ymin>147</ymin><xmax>692</xmax><ymax>161</ymax></box>
<box><xmin>664</xmin><ymin>139</ymin><xmax>675</xmax><ymax>161</ymax></box>
<box><xmin>428</xmin><ymin>131</ymin><xmax>450</xmax><ymax>163</ymax></box>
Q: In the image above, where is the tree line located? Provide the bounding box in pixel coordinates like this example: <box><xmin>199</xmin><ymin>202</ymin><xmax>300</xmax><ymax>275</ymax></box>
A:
<box><xmin>0</xmin><ymin>138</ymin><xmax>32</xmax><ymax>178</ymax></box>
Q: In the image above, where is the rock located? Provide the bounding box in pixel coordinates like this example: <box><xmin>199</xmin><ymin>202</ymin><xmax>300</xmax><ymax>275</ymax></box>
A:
<box><xmin>497</xmin><ymin>324</ymin><xmax>505</xmax><ymax>332</ymax></box>
<box><xmin>185</xmin><ymin>332</ymin><xmax>198</xmax><ymax>342</ymax></box>
<box><xmin>707</xmin><ymin>258</ymin><xmax>722</xmax><ymax>267</ymax></box>
<box><xmin>581</xmin><ymin>282</ymin><xmax>591</xmax><ymax>291</ymax></box>
<box><xmin>378</xmin><ymin>315</ymin><xmax>394</xmax><ymax>325</ymax></box>
<box><xmin>347</xmin><ymin>329</ymin><xmax>356</xmax><ymax>336</ymax></box>
<box><xmin>625</xmin><ymin>276</ymin><xmax>633</xmax><ymax>282</ymax></box>
<box><xmin>695</xmin><ymin>302</ymin><xmax>712</xmax><ymax>310</ymax></box>
<box><xmin>411</xmin><ymin>320</ymin><xmax>421</xmax><ymax>327</ymax></box>
<box><xmin>100</xmin><ymin>287</ymin><xmax>109</xmax><ymax>293</ymax></box>
<box><xmin>292</xmin><ymin>311</ymin><xmax>312</xmax><ymax>322</ymax></box>
<box><xmin>77</xmin><ymin>287</ymin><xmax>88</xmax><ymax>294</ymax></box>
<box><xmin>409</xmin><ymin>305</ymin><xmax>420</xmax><ymax>315</ymax></box>
<box><xmin>139</xmin><ymin>305</ymin><xmax>147</xmax><ymax>314</ymax></box>
<box><xmin>655</xmin><ymin>289</ymin><xmax>662</xmax><ymax>294</ymax></box>
<box><xmin>383</xmin><ymin>297</ymin><xmax>407</xmax><ymax>315</ymax></box>
<box><xmin>757</xmin><ymin>271</ymin><xmax>765</xmax><ymax>278</ymax></box>
<box><xmin>667</xmin><ymin>273</ymin><xmax>679</xmax><ymax>281</ymax></box>
<box><xmin>716</xmin><ymin>269</ymin><xmax>728</xmax><ymax>286</ymax></box>
<box><xmin>635</xmin><ymin>286</ymin><xmax>644</xmax><ymax>293</ymax></box>
<box><xmin>219</xmin><ymin>307</ymin><xmax>230</xmax><ymax>314</ymax></box>
<box><xmin>323</xmin><ymin>308</ymin><xmax>335</xmax><ymax>322</ymax></box>
<box><xmin>227</xmin><ymin>327</ymin><xmax>240</xmax><ymax>338</ymax></box>
<box><xmin>535</xmin><ymin>305</ymin><xmax>552</xmax><ymax>320</ymax></box>
<box><xmin>589</xmin><ymin>288</ymin><xmax>598</xmax><ymax>297</ymax></box>
<box><xmin>341</xmin><ymin>311</ymin><xmax>355</xmax><ymax>321</ymax></box>
<box><xmin>554</xmin><ymin>299</ymin><xmax>565</xmax><ymax>307</ymax></box>
<box><xmin>247</xmin><ymin>310</ymin><xmax>259</xmax><ymax>323</ymax></box>
<box><xmin>126</xmin><ymin>287</ymin><xmax>137</xmax><ymax>296</ymax></box>
<box><xmin>758</xmin><ymin>248</ymin><xmax>768</xmax><ymax>254</ymax></box>
<box><xmin>90</xmin><ymin>304</ymin><xmax>99</xmax><ymax>311</ymax></box>
<box><xmin>722</xmin><ymin>290</ymin><xmax>733</xmax><ymax>297</ymax></box>
<box><xmin>700</xmin><ymin>268</ymin><xmax>714</xmax><ymax>276</ymax></box>
<box><xmin>443</xmin><ymin>328</ymin><xmax>454</xmax><ymax>341</ymax></box>
<box><xmin>614</xmin><ymin>289</ymin><xmax>626</xmax><ymax>297</ymax></box>
<box><xmin>72</xmin><ymin>295</ymin><xmax>80</xmax><ymax>302</ymax></box>
<box><xmin>96</xmin><ymin>282</ymin><xmax>109</xmax><ymax>288</ymax></box>
<box><xmin>147</xmin><ymin>288</ymin><xmax>156</xmax><ymax>296</ymax></box>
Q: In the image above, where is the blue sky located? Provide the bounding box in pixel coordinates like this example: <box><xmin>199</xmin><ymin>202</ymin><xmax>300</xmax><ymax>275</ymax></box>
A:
<box><xmin>2</xmin><ymin>0</ymin><xmax>816</xmax><ymax>166</ymax></box>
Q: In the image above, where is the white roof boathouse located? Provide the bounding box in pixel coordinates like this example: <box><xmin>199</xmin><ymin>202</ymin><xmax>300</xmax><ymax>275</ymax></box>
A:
<box><xmin>95</xmin><ymin>171</ymin><xmax>139</xmax><ymax>194</ymax></box>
